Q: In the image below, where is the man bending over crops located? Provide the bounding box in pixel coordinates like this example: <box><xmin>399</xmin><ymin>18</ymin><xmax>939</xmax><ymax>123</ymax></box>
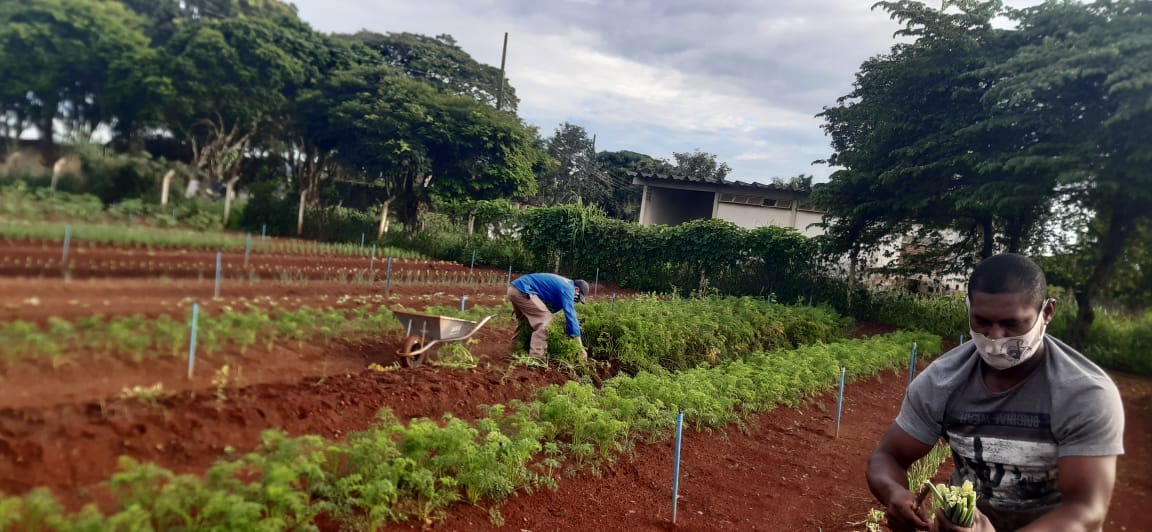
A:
<box><xmin>866</xmin><ymin>253</ymin><xmax>1124</xmax><ymax>532</ymax></box>
<box><xmin>507</xmin><ymin>273</ymin><xmax>590</xmax><ymax>362</ymax></box>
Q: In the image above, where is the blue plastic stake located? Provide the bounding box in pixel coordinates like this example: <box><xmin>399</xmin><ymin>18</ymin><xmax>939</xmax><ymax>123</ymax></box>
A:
<box><xmin>507</xmin><ymin>264</ymin><xmax>513</xmax><ymax>285</ymax></box>
<box><xmin>835</xmin><ymin>366</ymin><xmax>847</xmax><ymax>438</ymax></box>
<box><xmin>470</xmin><ymin>249</ymin><xmax>476</xmax><ymax>274</ymax></box>
<box><xmin>370</xmin><ymin>244</ymin><xmax>377</xmax><ymax>274</ymax></box>
<box><xmin>61</xmin><ymin>224</ymin><xmax>72</xmax><ymax>264</ymax></box>
<box><xmin>213</xmin><ymin>251</ymin><xmax>222</xmax><ymax>299</ymax></box>
<box><xmin>610</xmin><ymin>292</ymin><xmax>616</xmax><ymax>312</ymax></box>
<box><xmin>960</xmin><ymin>334</ymin><xmax>965</xmax><ymax>344</ymax></box>
<box><xmin>360</xmin><ymin>233</ymin><xmax>365</xmax><ymax>248</ymax></box>
<box><xmin>244</xmin><ymin>233</ymin><xmax>252</xmax><ymax>268</ymax></box>
<box><xmin>385</xmin><ymin>256</ymin><xmax>393</xmax><ymax>297</ymax></box>
<box><xmin>461</xmin><ymin>295</ymin><xmax>468</xmax><ymax>312</ymax></box>
<box><xmin>594</xmin><ymin>268</ymin><xmax>600</xmax><ymax>296</ymax></box>
<box><xmin>672</xmin><ymin>411</ymin><xmax>685</xmax><ymax>524</ymax></box>
<box><xmin>187</xmin><ymin>303</ymin><xmax>199</xmax><ymax>380</ymax></box>
<box><xmin>261</xmin><ymin>223</ymin><xmax>267</xmax><ymax>240</ymax></box>
<box><xmin>908</xmin><ymin>342</ymin><xmax>919</xmax><ymax>385</ymax></box>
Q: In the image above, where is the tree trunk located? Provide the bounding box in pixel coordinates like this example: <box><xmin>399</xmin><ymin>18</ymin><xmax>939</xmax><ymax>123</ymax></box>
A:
<box><xmin>222</xmin><ymin>176</ymin><xmax>240</xmax><ymax>227</ymax></box>
<box><xmin>160</xmin><ymin>170</ymin><xmax>175</xmax><ymax>207</ymax></box>
<box><xmin>377</xmin><ymin>197</ymin><xmax>395</xmax><ymax>239</ymax></box>
<box><xmin>1004</xmin><ymin>217</ymin><xmax>1019</xmax><ymax>253</ymax></box>
<box><xmin>980</xmin><ymin>216</ymin><xmax>995</xmax><ymax>259</ymax></box>
<box><xmin>467</xmin><ymin>215</ymin><xmax>475</xmax><ymax>237</ymax></box>
<box><xmin>38</xmin><ymin>114</ymin><xmax>56</xmax><ymax>163</ymax></box>
<box><xmin>297</xmin><ymin>190</ymin><xmax>307</xmax><ymax>236</ymax></box>
<box><xmin>398</xmin><ymin>175</ymin><xmax>421</xmax><ymax>232</ymax></box>
<box><xmin>50</xmin><ymin>157</ymin><xmax>67</xmax><ymax>192</ymax></box>
<box><xmin>847</xmin><ymin>249</ymin><xmax>857</xmax><ymax>311</ymax></box>
<box><xmin>1070</xmin><ymin>210</ymin><xmax>1133</xmax><ymax>344</ymax></box>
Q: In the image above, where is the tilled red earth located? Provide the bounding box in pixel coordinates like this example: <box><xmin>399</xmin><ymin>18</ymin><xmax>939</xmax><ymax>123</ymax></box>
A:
<box><xmin>401</xmin><ymin>368</ymin><xmax>1151</xmax><ymax>532</ymax></box>
<box><xmin>0</xmin><ymin>238</ymin><xmax>1147</xmax><ymax>530</ymax></box>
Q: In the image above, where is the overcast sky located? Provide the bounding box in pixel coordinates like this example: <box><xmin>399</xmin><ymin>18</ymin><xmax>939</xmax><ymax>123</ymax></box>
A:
<box><xmin>290</xmin><ymin>0</ymin><xmax>1044</xmax><ymax>184</ymax></box>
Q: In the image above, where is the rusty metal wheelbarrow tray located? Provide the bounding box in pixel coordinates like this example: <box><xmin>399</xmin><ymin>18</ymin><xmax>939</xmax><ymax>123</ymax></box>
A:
<box><xmin>391</xmin><ymin>309</ymin><xmax>496</xmax><ymax>367</ymax></box>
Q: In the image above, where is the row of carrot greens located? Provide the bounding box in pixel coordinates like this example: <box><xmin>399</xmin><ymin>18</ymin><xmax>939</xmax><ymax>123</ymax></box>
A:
<box><xmin>0</xmin><ymin>295</ymin><xmax>941</xmax><ymax>529</ymax></box>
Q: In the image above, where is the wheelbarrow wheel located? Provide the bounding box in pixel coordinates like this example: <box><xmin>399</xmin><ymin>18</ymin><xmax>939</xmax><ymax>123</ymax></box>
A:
<box><xmin>399</xmin><ymin>336</ymin><xmax>435</xmax><ymax>368</ymax></box>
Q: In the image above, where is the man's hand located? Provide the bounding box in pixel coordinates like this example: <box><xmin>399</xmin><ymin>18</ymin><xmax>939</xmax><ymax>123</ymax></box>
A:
<box><xmin>867</xmin><ymin>424</ymin><xmax>936</xmax><ymax>531</ymax></box>
<box><xmin>930</xmin><ymin>507</ymin><xmax>994</xmax><ymax>532</ymax></box>
<box><xmin>885</xmin><ymin>488</ymin><xmax>930</xmax><ymax>532</ymax></box>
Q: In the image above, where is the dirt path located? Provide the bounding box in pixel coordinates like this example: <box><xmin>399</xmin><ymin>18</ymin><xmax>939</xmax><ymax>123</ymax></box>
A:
<box><xmin>0</xmin><ymin>325</ymin><xmax>582</xmax><ymax>513</ymax></box>
<box><xmin>1</xmin><ymin>236</ymin><xmax>1145</xmax><ymax>530</ymax></box>
<box><xmin>399</xmin><ymin>366</ymin><xmax>1152</xmax><ymax>532</ymax></box>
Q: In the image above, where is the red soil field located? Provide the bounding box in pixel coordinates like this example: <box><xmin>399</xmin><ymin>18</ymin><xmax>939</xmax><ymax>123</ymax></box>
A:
<box><xmin>0</xmin><ymin>238</ymin><xmax>1147</xmax><ymax>531</ymax></box>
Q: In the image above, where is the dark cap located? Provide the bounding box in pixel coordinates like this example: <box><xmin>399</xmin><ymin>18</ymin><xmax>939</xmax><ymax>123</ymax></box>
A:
<box><xmin>574</xmin><ymin>279</ymin><xmax>590</xmax><ymax>303</ymax></box>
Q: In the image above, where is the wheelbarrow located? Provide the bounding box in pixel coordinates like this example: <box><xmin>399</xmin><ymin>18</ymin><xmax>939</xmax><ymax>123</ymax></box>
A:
<box><xmin>392</xmin><ymin>309</ymin><xmax>496</xmax><ymax>367</ymax></box>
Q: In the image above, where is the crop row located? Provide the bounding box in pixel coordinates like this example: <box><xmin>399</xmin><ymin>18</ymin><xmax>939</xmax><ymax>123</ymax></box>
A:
<box><xmin>0</xmin><ymin>220</ymin><xmax>425</xmax><ymax>259</ymax></box>
<box><xmin>0</xmin><ymin>255</ymin><xmax>512</xmax><ymax>287</ymax></box>
<box><xmin>0</xmin><ymin>329</ymin><xmax>941</xmax><ymax>530</ymax></box>
<box><xmin>0</xmin><ymin>304</ymin><xmax>402</xmax><ymax>366</ymax></box>
<box><xmin>572</xmin><ymin>294</ymin><xmax>853</xmax><ymax>373</ymax></box>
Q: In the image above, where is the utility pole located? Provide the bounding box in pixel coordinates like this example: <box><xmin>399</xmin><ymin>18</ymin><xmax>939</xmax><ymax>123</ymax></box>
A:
<box><xmin>495</xmin><ymin>32</ymin><xmax>509</xmax><ymax>111</ymax></box>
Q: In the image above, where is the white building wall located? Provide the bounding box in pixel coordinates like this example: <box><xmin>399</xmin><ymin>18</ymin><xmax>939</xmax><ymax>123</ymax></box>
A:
<box><xmin>712</xmin><ymin>205</ymin><xmax>826</xmax><ymax>238</ymax></box>
<box><xmin>715</xmin><ymin>203</ymin><xmax>794</xmax><ymax>230</ymax></box>
<box><xmin>794</xmin><ymin>210</ymin><xmax>825</xmax><ymax>237</ymax></box>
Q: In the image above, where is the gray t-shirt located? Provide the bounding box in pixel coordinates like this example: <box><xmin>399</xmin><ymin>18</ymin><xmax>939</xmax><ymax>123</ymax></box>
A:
<box><xmin>897</xmin><ymin>335</ymin><xmax>1125</xmax><ymax>531</ymax></box>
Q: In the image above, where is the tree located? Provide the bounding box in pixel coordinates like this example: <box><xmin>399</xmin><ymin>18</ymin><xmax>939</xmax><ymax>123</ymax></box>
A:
<box><xmin>121</xmin><ymin>0</ymin><xmax>300</xmax><ymax>44</ymax></box>
<box><xmin>533</xmin><ymin>122</ymin><xmax>609</xmax><ymax>207</ymax></box>
<box><xmin>596</xmin><ymin>150</ymin><xmax>673</xmax><ymax>220</ymax></box>
<box><xmin>982</xmin><ymin>0</ymin><xmax>1152</xmax><ymax>341</ymax></box>
<box><xmin>162</xmin><ymin>15</ymin><xmax>317</xmax><ymax>189</ymax></box>
<box><xmin>670</xmin><ymin>150</ymin><xmax>731</xmax><ymax>182</ymax></box>
<box><xmin>336</xmin><ymin>31</ymin><xmax>518</xmax><ymax>112</ymax></box>
<box><xmin>0</xmin><ymin>0</ymin><xmax>162</xmax><ymax>156</ymax></box>
<box><xmin>817</xmin><ymin>0</ymin><xmax>1056</xmax><ymax>279</ymax></box>
<box><xmin>304</xmin><ymin>65</ymin><xmax>542</xmax><ymax>230</ymax></box>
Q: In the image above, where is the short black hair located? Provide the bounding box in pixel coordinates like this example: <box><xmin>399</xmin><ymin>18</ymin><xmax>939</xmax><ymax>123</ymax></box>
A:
<box><xmin>967</xmin><ymin>253</ymin><xmax>1047</xmax><ymax>308</ymax></box>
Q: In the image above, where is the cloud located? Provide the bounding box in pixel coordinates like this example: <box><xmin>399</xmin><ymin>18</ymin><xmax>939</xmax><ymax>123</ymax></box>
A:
<box><xmin>290</xmin><ymin>0</ymin><xmax>1046</xmax><ymax>183</ymax></box>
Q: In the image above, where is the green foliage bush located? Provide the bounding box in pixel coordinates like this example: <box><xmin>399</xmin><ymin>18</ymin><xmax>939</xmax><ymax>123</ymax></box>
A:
<box><xmin>238</xmin><ymin>180</ymin><xmax>298</xmax><ymax>236</ymax></box>
<box><xmin>0</xmin><ymin>330</ymin><xmax>940</xmax><ymax>529</ymax></box>
<box><xmin>301</xmin><ymin>205</ymin><xmax>378</xmax><ymax>243</ymax></box>
<box><xmin>382</xmin><ymin>230</ymin><xmax>534</xmax><ymax>272</ymax></box>
<box><xmin>826</xmin><ymin>288</ymin><xmax>1151</xmax><ymax>376</ymax></box>
<box><xmin>0</xmin><ymin>181</ymin><xmax>104</xmax><ymax>222</ymax></box>
<box><xmin>558</xmin><ymin>295</ymin><xmax>852</xmax><ymax>374</ymax></box>
<box><xmin>77</xmin><ymin>150</ymin><xmax>166</xmax><ymax>205</ymax></box>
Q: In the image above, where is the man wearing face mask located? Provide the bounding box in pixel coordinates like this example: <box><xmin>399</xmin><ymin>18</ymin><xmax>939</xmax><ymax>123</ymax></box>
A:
<box><xmin>866</xmin><ymin>253</ymin><xmax>1125</xmax><ymax>532</ymax></box>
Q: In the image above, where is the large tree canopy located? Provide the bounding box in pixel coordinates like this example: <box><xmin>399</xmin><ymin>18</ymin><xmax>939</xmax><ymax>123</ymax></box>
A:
<box><xmin>337</xmin><ymin>31</ymin><xmax>518</xmax><ymax>112</ymax></box>
<box><xmin>818</xmin><ymin>0</ymin><xmax>1152</xmax><ymax>340</ymax></box>
<box><xmin>0</xmin><ymin>0</ymin><xmax>162</xmax><ymax>154</ymax></box>
<box><xmin>300</xmin><ymin>64</ymin><xmax>542</xmax><ymax>229</ymax></box>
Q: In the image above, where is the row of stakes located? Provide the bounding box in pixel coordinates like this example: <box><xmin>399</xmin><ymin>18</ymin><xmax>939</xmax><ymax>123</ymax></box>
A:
<box><xmin>53</xmin><ymin>228</ymin><xmax>980</xmax><ymax>524</ymax></box>
<box><xmin>57</xmin><ymin>225</ymin><xmax>623</xmax><ymax>305</ymax></box>
<box><xmin>674</xmin><ymin>336</ymin><xmax>965</xmax><ymax>524</ymax></box>
<box><xmin>61</xmin><ymin>227</ymin><xmax>966</xmax><ymax>523</ymax></box>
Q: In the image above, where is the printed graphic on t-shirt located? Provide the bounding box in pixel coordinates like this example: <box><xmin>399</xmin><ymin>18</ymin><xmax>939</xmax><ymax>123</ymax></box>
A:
<box><xmin>946</xmin><ymin>410</ymin><xmax>1060</xmax><ymax>517</ymax></box>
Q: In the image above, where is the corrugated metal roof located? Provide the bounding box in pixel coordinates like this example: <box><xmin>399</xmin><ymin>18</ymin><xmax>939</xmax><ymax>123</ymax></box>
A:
<box><xmin>628</xmin><ymin>171</ymin><xmax>801</xmax><ymax>192</ymax></box>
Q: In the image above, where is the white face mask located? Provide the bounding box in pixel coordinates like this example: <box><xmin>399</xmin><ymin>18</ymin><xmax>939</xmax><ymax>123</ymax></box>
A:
<box><xmin>968</xmin><ymin>299</ymin><xmax>1051</xmax><ymax>370</ymax></box>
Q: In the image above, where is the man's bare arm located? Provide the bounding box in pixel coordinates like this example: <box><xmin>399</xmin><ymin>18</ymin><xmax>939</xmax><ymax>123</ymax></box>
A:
<box><xmin>867</xmin><ymin>423</ymin><xmax>936</xmax><ymax>531</ymax></box>
<box><xmin>1019</xmin><ymin>455</ymin><xmax>1117</xmax><ymax>532</ymax></box>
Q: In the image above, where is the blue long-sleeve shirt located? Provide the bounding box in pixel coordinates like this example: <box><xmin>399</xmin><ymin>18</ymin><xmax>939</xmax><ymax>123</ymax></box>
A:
<box><xmin>511</xmin><ymin>273</ymin><xmax>582</xmax><ymax>337</ymax></box>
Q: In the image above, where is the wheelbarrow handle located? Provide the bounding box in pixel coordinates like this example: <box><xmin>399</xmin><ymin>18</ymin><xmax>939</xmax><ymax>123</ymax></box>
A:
<box><xmin>396</xmin><ymin>314</ymin><xmax>497</xmax><ymax>357</ymax></box>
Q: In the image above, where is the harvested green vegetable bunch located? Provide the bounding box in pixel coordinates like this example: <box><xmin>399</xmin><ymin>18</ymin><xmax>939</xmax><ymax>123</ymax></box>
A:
<box><xmin>924</xmin><ymin>479</ymin><xmax>978</xmax><ymax>527</ymax></box>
